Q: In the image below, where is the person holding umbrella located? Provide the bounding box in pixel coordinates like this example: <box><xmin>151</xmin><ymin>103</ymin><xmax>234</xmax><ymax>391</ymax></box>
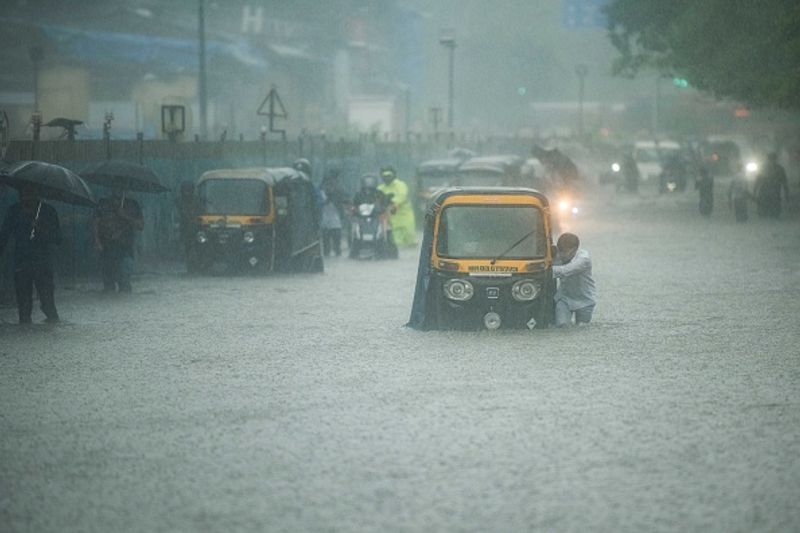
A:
<box><xmin>92</xmin><ymin>185</ymin><xmax>144</xmax><ymax>292</ymax></box>
<box><xmin>1</xmin><ymin>161</ymin><xmax>95</xmax><ymax>323</ymax></box>
<box><xmin>81</xmin><ymin>160</ymin><xmax>166</xmax><ymax>292</ymax></box>
<box><xmin>0</xmin><ymin>186</ymin><xmax>62</xmax><ymax>323</ymax></box>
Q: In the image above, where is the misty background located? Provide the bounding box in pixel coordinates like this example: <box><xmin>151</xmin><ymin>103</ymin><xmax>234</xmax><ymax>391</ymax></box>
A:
<box><xmin>1</xmin><ymin>0</ymin><xmax>778</xmax><ymax>143</ymax></box>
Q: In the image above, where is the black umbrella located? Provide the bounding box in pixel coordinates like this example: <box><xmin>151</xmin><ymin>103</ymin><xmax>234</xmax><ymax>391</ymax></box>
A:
<box><xmin>80</xmin><ymin>160</ymin><xmax>168</xmax><ymax>193</ymax></box>
<box><xmin>44</xmin><ymin>117</ymin><xmax>84</xmax><ymax>128</ymax></box>
<box><xmin>0</xmin><ymin>160</ymin><xmax>96</xmax><ymax>207</ymax></box>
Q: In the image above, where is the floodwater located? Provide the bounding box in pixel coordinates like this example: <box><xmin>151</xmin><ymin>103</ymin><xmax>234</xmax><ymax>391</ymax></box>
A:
<box><xmin>2</xmin><ymin>183</ymin><xmax>799</xmax><ymax>532</ymax></box>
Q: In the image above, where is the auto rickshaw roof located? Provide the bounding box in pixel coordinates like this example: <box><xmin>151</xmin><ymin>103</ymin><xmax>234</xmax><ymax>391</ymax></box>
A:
<box><xmin>196</xmin><ymin>167</ymin><xmax>307</xmax><ymax>186</ymax></box>
<box><xmin>416</xmin><ymin>158</ymin><xmax>465</xmax><ymax>176</ymax></box>
<box><xmin>457</xmin><ymin>155</ymin><xmax>523</xmax><ymax>174</ymax></box>
<box><xmin>427</xmin><ymin>186</ymin><xmax>550</xmax><ymax>208</ymax></box>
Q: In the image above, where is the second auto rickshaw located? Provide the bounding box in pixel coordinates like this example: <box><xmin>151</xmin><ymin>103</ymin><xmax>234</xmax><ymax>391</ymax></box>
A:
<box><xmin>192</xmin><ymin>167</ymin><xmax>323</xmax><ymax>274</ymax></box>
<box><xmin>408</xmin><ymin>187</ymin><xmax>555</xmax><ymax>330</ymax></box>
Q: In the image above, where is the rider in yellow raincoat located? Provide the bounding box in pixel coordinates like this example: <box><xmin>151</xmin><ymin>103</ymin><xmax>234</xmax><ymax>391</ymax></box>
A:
<box><xmin>378</xmin><ymin>166</ymin><xmax>417</xmax><ymax>247</ymax></box>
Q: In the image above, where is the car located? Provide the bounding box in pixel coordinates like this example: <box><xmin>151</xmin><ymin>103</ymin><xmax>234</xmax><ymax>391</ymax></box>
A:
<box><xmin>632</xmin><ymin>140</ymin><xmax>681</xmax><ymax>182</ymax></box>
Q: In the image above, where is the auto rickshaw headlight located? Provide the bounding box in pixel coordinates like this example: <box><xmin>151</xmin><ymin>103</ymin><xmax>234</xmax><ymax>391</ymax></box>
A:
<box><xmin>511</xmin><ymin>280</ymin><xmax>541</xmax><ymax>301</ymax></box>
<box><xmin>196</xmin><ymin>230</ymin><xmax>208</xmax><ymax>244</ymax></box>
<box><xmin>243</xmin><ymin>231</ymin><xmax>255</xmax><ymax>244</ymax></box>
<box><xmin>443</xmin><ymin>279</ymin><xmax>474</xmax><ymax>301</ymax></box>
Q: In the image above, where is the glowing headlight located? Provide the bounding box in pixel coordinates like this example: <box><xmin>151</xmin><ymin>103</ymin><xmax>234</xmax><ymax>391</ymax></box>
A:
<box><xmin>511</xmin><ymin>280</ymin><xmax>541</xmax><ymax>302</ymax></box>
<box><xmin>443</xmin><ymin>279</ymin><xmax>474</xmax><ymax>301</ymax></box>
<box><xmin>745</xmin><ymin>161</ymin><xmax>759</xmax><ymax>174</ymax></box>
<box><xmin>196</xmin><ymin>230</ymin><xmax>208</xmax><ymax>244</ymax></box>
<box><xmin>571</xmin><ymin>206</ymin><xmax>579</xmax><ymax>215</ymax></box>
<box><xmin>611</xmin><ymin>162</ymin><xmax>621</xmax><ymax>173</ymax></box>
<box><xmin>558</xmin><ymin>199</ymin><xmax>571</xmax><ymax>212</ymax></box>
<box><xmin>243</xmin><ymin>231</ymin><xmax>255</xmax><ymax>244</ymax></box>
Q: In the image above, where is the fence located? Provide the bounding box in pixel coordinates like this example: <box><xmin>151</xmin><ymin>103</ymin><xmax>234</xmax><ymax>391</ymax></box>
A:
<box><xmin>0</xmin><ymin>134</ymin><xmax>535</xmax><ymax>304</ymax></box>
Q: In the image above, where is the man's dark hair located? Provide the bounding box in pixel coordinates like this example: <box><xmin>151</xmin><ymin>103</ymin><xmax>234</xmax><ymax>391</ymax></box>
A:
<box><xmin>557</xmin><ymin>232</ymin><xmax>580</xmax><ymax>250</ymax></box>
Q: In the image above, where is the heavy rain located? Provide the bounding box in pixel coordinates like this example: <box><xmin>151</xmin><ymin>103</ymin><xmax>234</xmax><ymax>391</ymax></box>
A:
<box><xmin>1</xmin><ymin>1</ymin><xmax>799</xmax><ymax>531</ymax></box>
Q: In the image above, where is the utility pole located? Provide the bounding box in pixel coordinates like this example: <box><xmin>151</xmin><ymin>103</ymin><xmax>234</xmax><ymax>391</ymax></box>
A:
<box><xmin>198</xmin><ymin>0</ymin><xmax>208</xmax><ymax>140</ymax></box>
<box><xmin>575</xmin><ymin>64</ymin><xmax>588</xmax><ymax>137</ymax></box>
<box><xmin>439</xmin><ymin>31</ymin><xmax>456</xmax><ymax>130</ymax></box>
<box><xmin>651</xmin><ymin>75</ymin><xmax>661</xmax><ymax>139</ymax></box>
<box><xmin>29</xmin><ymin>46</ymin><xmax>43</xmax><ymax>113</ymax></box>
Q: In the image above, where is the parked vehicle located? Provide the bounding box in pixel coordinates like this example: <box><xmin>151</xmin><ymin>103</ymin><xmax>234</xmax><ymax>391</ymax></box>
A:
<box><xmin>415</xmin><ymin>157</ymin><xmax>465</xmax><ymax>214</ymax></box>
<box><xmin>408</xmin><ymin>187</ymin><xmax>555</xmax><ymax>331</ymax></box>
<box><xmin>455</xmin><ymin>155</ymin><xmax>525</xmax><ymax>188</ymax></box>
<box><xmin>192</xmin><ymin>167</ymin><xmax>323</xmax><ymax>274</ymax></box>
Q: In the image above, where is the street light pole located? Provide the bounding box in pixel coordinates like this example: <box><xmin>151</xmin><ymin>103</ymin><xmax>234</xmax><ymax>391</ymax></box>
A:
<box><xmin>198</xmin><ymin>0</ymin><xmax>208</xmax><ymax>140</ymax></box>
<box><xmin>651</xmin><ymin>75</ymin><xmax>661</xmax><ymax>139</ymax></box>
<box><xmin>439</xmin><ymin>31</ymin><xmax>456</xmax><ymax>130</ymax></box>
<box><xmin>29</xmin><ymin>46</ymin><xmax>43</xmax><ymax>112</ymax></box>
<box><xmin>575</xmin><ymin>64</ymin><xmax>588</xmax><ymax>137</ymax></box>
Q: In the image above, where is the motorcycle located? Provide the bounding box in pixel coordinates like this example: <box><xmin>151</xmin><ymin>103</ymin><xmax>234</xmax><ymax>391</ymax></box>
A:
<box><xmin>659</xmin><ymin>159</ymin><xmax>689</xmax><ymax>193</ymax></box>
<box><xmin>349</xmin><ymin>202</ymin><xmax>397</xmax><ymax>260</ymax></box>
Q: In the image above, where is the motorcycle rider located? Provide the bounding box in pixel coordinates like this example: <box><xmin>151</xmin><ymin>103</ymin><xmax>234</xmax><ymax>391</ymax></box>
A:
<box><xmin>352</xmin><ymin>174</ymin><xmax>385</xmax><ymax>207</ymax></box>
<box><xmin>350</xmin><ymin>174</ymin><xmax>395</xmax><ymax>259</ymax></box>
<box><xmin>660</xmin><ymin>153</ymin><xmax>688</xmax><ymax>193</ymax></box>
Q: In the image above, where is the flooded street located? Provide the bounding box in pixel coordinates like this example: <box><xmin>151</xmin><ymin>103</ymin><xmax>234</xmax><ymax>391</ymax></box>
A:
<box><xmin>2</xmin><ymin>185</ymin><xmax>800</xmax><ymax>532</ymax></box>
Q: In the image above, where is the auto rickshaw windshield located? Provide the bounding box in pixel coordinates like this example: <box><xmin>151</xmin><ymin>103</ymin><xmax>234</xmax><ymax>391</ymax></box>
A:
<box><xmin>197</xmin><ymin>178</ymin><xmax>270</xmax><ymax>215</ymax></box>
<box><xmin>436</xmin><ymin>205</ymin><xmax>545</xmax><ymax>259</ymax></box>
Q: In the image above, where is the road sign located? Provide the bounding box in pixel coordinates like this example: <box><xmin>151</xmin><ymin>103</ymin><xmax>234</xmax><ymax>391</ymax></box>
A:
<box><xmin>257</xmin><ymin>85</ymin><xmax>288</xmax><ymax>141</ymax></box>
<box><xmin>563</xmin><ymin>0</ymin><xmax>608</xmax><ymax>30</ymax></box>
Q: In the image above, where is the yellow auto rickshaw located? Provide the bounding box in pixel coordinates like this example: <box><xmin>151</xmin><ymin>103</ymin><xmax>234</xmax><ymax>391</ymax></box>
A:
<box><xmin>192</xmin><ymin>167</ymin><xmax>323</xmax><ymax>274</ymax></box>
<box><xmin>408</xmin><ymin>187</ymin><xmax>555</xmax><ymax>330</ymax></box>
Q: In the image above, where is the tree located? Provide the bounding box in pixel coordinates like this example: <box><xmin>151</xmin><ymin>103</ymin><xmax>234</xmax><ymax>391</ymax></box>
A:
<box><xmin>605</xmin><ymin>0</ymin><xmax>800</xmax><ymax>109</ymax></box>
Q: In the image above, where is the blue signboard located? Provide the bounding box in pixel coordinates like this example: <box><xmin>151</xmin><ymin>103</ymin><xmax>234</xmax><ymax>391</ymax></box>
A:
<box><xmin>563</xmin><ymin>0</ymin><xmax>609</xmax><ymax>29</ymax></box>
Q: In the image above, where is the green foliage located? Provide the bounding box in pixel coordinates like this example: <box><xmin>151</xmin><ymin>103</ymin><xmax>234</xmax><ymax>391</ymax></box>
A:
<box><xmin>605</xmin><ymin>0</ymin><xmax>800</xmax><ymax>109</ymax></box>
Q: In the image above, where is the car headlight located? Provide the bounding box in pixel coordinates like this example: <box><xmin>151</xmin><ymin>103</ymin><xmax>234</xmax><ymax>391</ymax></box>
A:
<box><xmin>443</xmin><ymin>279</ymin><xmax>474</xmax><ymax>301</ymax></box>
<box><xmin>745</xmin><ymin>161</ymin><xmax>758</xmax><ymax>174</ymax></box>
<box><xmin>196</xmin><ymin>230</ymin><xmax>208</xmax><ymax>244</ymax></box>
<box><xmin>511</xmin><ymin>280</ymin><xmax>541</xmax><ymax>301</ymax></box>
<box><xmin>611</xmin><ymin>162</ymin><xmax>621</xmax><ymax>173</ymax></box>
<box><xmin>243</xmin><ymin>231</ymin><xmax>255</xmax><ymax>244</ymax></box>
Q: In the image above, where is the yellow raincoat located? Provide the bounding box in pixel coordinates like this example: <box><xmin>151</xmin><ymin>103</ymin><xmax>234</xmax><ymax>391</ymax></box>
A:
<box><xmin>378</xmin><ymin>178</ymin><xmax>417</xmax><ymax>246</ymax></box>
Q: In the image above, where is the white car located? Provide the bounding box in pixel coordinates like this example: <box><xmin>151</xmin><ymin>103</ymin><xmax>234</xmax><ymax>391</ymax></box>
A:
<box><xmin>633</xmin><ymin>140</ymin><xmax>681</xmax><ymax>181</ymax></box>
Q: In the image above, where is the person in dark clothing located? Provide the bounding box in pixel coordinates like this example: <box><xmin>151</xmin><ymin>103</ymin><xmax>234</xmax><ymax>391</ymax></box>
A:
<box><xmin>352</xmin><ymin>174</ymin><xmax>386</xmax><ymax>207</ymax></box>
<box><xmin>696</xmin><ymin>167</ymin><xmax>714</xmax><ymax>216</ymax></box>
<box><xmin>93</xmin><ymin>186</ymin><xmax>144</xmax><ymax>292</ymax></box>
<box><xmin>621</xmin><ymin>154</ymin><xmax>640</xmax><ymax>193</ymax></box>
<box><xmin>754</xmin><ymin>153</ymin><xmax>790</xmax><ymax>218</ymax></box>
<box><xmin>0</xmin><ymin>186</ymin><xmax>62</xmax><ymax>323</ymax></box>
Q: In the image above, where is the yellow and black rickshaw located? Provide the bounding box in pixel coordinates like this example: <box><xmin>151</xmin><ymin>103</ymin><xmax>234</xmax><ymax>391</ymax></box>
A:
<box><xmin>192</xmin><ymin>167</ymin><xmax>323</xmax><ymax>274</ymax></box>
<box><xmin>408</xmin><ymin>187</ymin><xmax>555</xmax><ymax>330</ymax></box>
